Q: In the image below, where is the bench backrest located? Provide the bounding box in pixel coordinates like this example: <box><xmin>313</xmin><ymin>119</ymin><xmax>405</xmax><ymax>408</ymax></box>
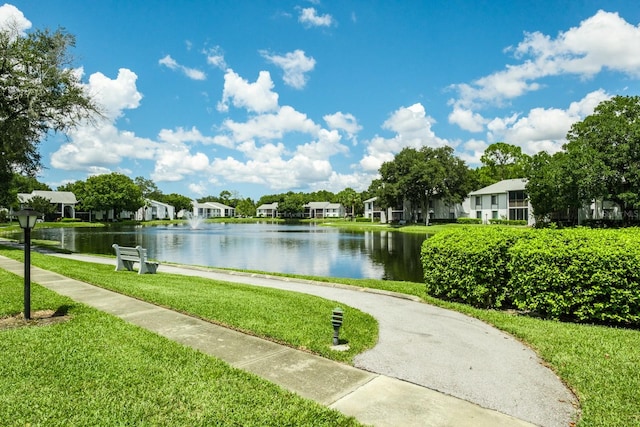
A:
<box><xmin>112</xmin><ymin>244</ymin><xmax>147</xmax><ymax>261</ymax></box>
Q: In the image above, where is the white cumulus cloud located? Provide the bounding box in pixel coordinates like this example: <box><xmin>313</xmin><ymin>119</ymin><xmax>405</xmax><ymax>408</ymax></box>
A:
<box><xmin>298</xmin><ymin>7</ymin><xmax>335</xmax><ymax>28</ymax></box>
<box><xmin>219</xmin><ymin>105</ymin><xmax>319</xmax><ymax>144</ymax></box>
<box><xmin>0</xmin><ymin>3</ymin><xmax>31</xmax><ymax>34</ymax></box>
<box><xmin>486</xmin><ymin>89</ymin><xmax>611</xmax><ymax>154</ymax></box>
<box><xmin>450</xmin><ymin>10</ymin><xmax>640</xmax><ymax>117</ymax></box>
<box><xmin>324</xmin><ymin>112</ymin><xmax>362</xmax><ymax>142</ymax></box>
<box><xmin>86</xmin><ymin>68</ymin><xmax>142</xmax><ymax>120</ymax></box>
<box><xmin>261</xmin><ymin>49</ymin><xmax>316</xmax><ymax>89</ymax></box>
<box><xmin>217</xmin><ymin>69</ymin><xmax>279</xmax><ymax>113</ymax></box>
<box><xmin>359</xmin><ymin>103</ymin><xmax>448</xmax><ymax>172</ymax></box>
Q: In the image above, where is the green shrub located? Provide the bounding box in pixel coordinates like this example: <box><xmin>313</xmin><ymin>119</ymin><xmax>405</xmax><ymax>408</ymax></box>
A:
<box><xmin>456</xmin><ymin>217</ymin><xmax>481</xmax><ymax>224</ymax></box>
<box><xmin>488</xmin><ymin>219</ymin><xmax>527</xmax><ymax>226</ymax></box>
<box><xmin>421</xmin><ymin>227</ymin><xmax>526</xmax><ymax>308</ymax></box>
<box><xmin>355</xmin><ymin>217</ymin><xmax>376</xmax><ymax>222</ymax></box>
<box><xmin>428</xmin><ymin>218</ymin><xmax>458</xmax><ymax>224</ymax></box>
<box><xmin>61</xmin><ymin>217</ymin><xmax>82</xmax><ymax>222</ymax></box>
<box><xmin>422</xmin><ymin>227</ymin><xmax>640</xmax><ymax>326</ymax></box>
<box><xmin>508</xmin><ymin>228</ymin><xmax>640</xmax><ymax>325</ymax></box>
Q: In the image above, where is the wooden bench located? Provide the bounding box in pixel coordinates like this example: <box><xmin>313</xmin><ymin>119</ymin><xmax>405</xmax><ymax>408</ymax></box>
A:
<box><xmin>112</xmin><ymin>244</ymin><xmax>159</xmax><ymax>274</ymax></box>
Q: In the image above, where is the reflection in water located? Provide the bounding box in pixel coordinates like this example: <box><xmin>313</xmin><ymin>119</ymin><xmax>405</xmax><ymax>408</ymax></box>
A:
<box><xmin>21</xmin><ymin>223</ymin><xmax>427</xmax><ymax>282</ymax></box>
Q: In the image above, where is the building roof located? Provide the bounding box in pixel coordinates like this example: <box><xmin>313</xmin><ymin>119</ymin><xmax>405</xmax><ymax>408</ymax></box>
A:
<box><xmin>363</xmin><ymin>197</ymin><xmax>377</xmax><ymax>203</ymax></box>
<box><xmin>146</xmin><ymin>199</ymin><xmax>174</xmax><ymax>209</ymax></box>
<box><xmin>469</xmin><ymin>179</ymin><xmax>528</xmax><ymax>196</ymax></box>
<box><xmin>305</xmin><ymin>201</ymin><xmax>331</xmax><ymax>209</ymax></box>
<box><xmin>18</xmin><ymin>191</ymin><xmax>77</xmax><ymax>204</ymax></box>
<box><xmin>197</xmin><ymin>201</ymin><xmax>233</xmax><ymax>210</ymax></box>
<box><xmin>257</xmin><ymin>202</ymin><xmax>278</xmax><ymax>210</ymax></box>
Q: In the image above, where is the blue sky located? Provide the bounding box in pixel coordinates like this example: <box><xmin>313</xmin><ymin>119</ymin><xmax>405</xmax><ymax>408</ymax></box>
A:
<box><xmin>3</xmin><ymin>1</ymin><xmax>640</xmax><ymax>201</ymax></box>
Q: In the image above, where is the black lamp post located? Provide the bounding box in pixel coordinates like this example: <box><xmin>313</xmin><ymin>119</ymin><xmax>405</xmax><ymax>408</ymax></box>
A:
<box><xmin>14</xmin><ymin>208</ymin><xmax>42</xmax><ymax>320</ymax></box>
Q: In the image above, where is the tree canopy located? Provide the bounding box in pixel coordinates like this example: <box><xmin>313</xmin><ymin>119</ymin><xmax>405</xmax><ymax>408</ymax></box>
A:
<box><xmin>377</xmin><ymin>146</ymin><xmax>472</xmax><ymax>224</ymax></box>
<box><xmin>235</xmin><ymin>198</ymin><xmax>256</xmax><ymax>217</ymax></box>
<box><xmin>474</xmin><ymin>142</ymin><xmax>530</xmax><ymax>187</ymax></box>
<box><xmin>526</xmin><ymin>95</ymin><xmax>640</xmax><ymax>224</ymax></box>
<box><xmin>525</xmin><ymin>151</ymin><xmax>582</xmax><ymax>224</ymax></box>
<box><xmin>336</xmin><ymin>188</ymin><xmax>360</xmax><ymax>219</ymax></box>
<box><xmin>278</xmin><ymin>192</ymin><xmax>305</xmax><ymax>217</ymax></box>
<box><xmin>565</xmin><ymin>95</ymin><xmax>640</xmax><ymax>211</ymax></box>
<box><xmin>161</xmin><ymin>193</ymin><xmax>192</xmax><ymax>214</ymax></box>
<box><xmin>81</xmin><ymin>173</ymin><xmax>143</xmax><ymax>218</ymax></box>
<box><xmin>134</xmin><ymin>176</ymin><xmax>162</xmax><ymax>199</ymax></box>
<box><xmin>0</xmin><ymin>25</ymin><xmax>100</xmax><ymax>207</ymax></box>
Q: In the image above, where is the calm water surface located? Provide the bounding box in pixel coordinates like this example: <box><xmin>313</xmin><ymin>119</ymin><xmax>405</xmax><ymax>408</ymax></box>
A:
<box><xmin>26</xmin><ymin>223</ymin><xmax>428</xmax><ymax>282</ymax></box>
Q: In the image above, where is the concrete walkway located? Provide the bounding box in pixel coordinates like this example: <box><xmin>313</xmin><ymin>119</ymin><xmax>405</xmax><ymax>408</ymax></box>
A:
<box><xmin>0</xmin><ymin>253</ymin><xmax>579</xmax><ymax>426</ymax></box>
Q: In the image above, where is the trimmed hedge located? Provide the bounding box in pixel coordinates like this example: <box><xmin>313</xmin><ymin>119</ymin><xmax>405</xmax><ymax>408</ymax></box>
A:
<box><xmin>508</xmin><ymin>229</ymin><xmax>640</xmax><ymax>325</ymax></box>
<box><xmin>488</xmin><ymin>219</ymin><xmax>527</xmax><ymax>226</ymax></box>
<box><xmin>456</xmin><ymin>217</ymin><xmax>481</xmax><ymax>224</ymax></box>
<box><xmin>421</xmin><ymin>227</ymin><xmax>526</xmax><ymax>308</ymax></box>
<box><xmin>421</xmin><ymin>227</ymin><xmax>640</xmax><ymax>326</ymax></box>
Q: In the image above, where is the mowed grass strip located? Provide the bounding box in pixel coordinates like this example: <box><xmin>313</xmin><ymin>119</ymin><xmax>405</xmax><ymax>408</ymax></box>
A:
<box><xmin>0</xmin><ymin>270</ymin><xmax>362</xmax><ymax>427</ymax></box>
<box><xmin>0</xmin><ymin>247</ymin><xmax>378</xmax><ymax>363</ymax></box>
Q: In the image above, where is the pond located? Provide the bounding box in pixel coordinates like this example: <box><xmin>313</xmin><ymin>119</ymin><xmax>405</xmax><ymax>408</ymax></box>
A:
<box><xmin>20</xmin><ymin>223</ymin><xmax>428</xmax><ymax>282</ymax></box>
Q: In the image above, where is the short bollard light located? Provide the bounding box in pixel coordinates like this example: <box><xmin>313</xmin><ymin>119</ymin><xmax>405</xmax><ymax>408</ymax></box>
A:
<box><xmin>331</xmin><ymin>307</ymin><xmax>344</xmax><ymax>345</ymax></box>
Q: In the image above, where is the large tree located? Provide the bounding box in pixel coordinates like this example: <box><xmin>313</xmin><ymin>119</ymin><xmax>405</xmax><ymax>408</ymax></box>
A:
<box><xmin>57</xmin><ymin>180</ymin><xmax>87</xmax><ymax>210</ymax></box>
<box><xmin>378</xmin><ymin>146</ymin><xmax>472</xmax><ymax>224</ymax></box>
<box><xmin>162</xmin><ymin>193</ymin><xmax>193</xmax><ymax>214</ymax></box>
<box><xmin>81</xmin><ymin>173</ymin><xmax>143</xmax><ymax>219</ymax></box>
<box><xmin>235</xmin><ymin>198</ymin><xmax>256</xmax><ymax>217</ymax></box>
<box><xmin>0</xmin><ymin>25</ymin><xmax>100</xmax><ymax>206</ymax></box>
<box><xmin>134</xmin><ymin>176</ymin><xmax>162</xmax><ymax>199</ymax></box>
<box><xmin>526</xmin><ymin>151</ymin><xmax>582</xmax><ymax>224</ymax></box>
<box><xmin>565</xmin><ymin>95</ymin><xmax>640</xmax><ymax>215</ymax></box>
<box><xmin>475</xmin><ymin>142</ymin><xmax>530</xmax><ymax>187</ymax></box>
<box><xmin>336</xmin><ymin>187</ymin><xmax>360</xmax><ymax>219</ymax></box>
<box><xmin>278</xmin><ymin>192</ymin><xmax>305</xmax><ymax>217</ymax></box>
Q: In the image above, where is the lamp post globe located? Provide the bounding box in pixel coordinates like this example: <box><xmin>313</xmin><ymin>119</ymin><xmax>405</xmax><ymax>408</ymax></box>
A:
<box><xmin>13</xmin><ymin>208</ymin><xmax>42</xmax><ymax>320</ymax></box>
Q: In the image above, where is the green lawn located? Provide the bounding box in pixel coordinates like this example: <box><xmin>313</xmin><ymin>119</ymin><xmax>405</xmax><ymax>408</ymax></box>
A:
<box><xmin>0</xmin><ymin>270</ymin><xmax>362</xmax><ymax>427</ymax></box>
<box><xmin>0</xmin><ymin>247</ymin><xmax>378</xmax><ymax>364</ymax></box>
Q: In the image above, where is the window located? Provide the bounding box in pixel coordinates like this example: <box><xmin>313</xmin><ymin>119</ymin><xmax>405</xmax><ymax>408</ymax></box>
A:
<box><xmin>509</xmin><ymin>208</ymin><xmax>528</xmax><ymax>221</ymax></box>
<box><xmin>476</xmin><ymin>211</ymin><xmax>482</xmax><ymax>219</ymax></box>
<box><xmin>492</xmin><ymin>210</ymin><xmax>498</xmax><ymax>219</ymax></box>
<box><xmin>491</xmin><ymin>195</ymin><xmax>497</xmax><ymax>206</ymax></box>
<box><xmin>509</xmin><ymin>191</ymin><xmax>527</xmax><ymax>208</ymax></box>
<box><xmin>475</xmin><ymin>196</ymin><xmax>482</xmax><ymax>207</ymax></box>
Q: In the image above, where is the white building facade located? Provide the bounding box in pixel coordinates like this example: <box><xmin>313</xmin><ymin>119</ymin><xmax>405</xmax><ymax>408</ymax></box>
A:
<box><xmin>193</xmin><ymin>201</ymin><xmax>235</xmax><ymax>218</ymax></box>
<box><xmin>136</xmin><ymin>199</ymin><xmax>175</xmax><ymax>221</ymax></box>
<box><xmin>468</xmin><ymin>178</ymin><xmax>534</xmax><ymax>225</ymax></box>
<box><xmin>17</xmin><ymin>190</ymin><xmax>78</xmax><ymax>219</ymax></box>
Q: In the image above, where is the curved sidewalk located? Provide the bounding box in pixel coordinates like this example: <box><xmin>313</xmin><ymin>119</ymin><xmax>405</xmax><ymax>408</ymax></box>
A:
<box><xmin>1</xmin><ymin>253</ymin><xmax>578</xmax><ymax>426</ymax></box>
